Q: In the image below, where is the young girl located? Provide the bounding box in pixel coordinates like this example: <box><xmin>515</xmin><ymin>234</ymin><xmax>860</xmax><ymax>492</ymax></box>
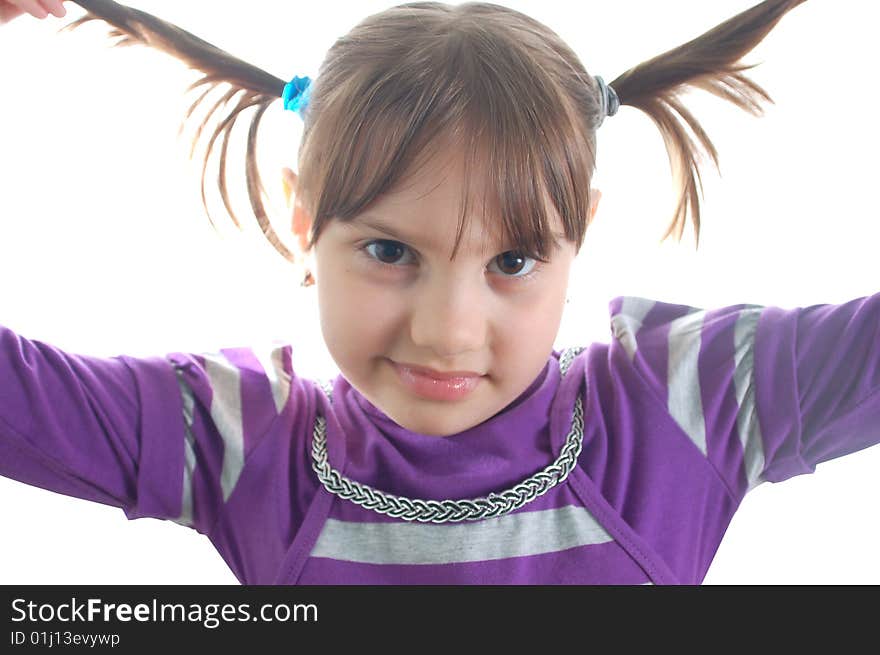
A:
<box><xmin>1</xmin><ymin>0</ymin><xmax>877</xmax><ymax>584</ymax></box>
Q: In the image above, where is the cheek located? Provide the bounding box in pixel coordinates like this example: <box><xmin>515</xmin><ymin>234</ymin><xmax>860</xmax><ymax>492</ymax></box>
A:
<box><xmin>496</xmin><ymin>276</ymin><xmax>567</xmax><ymax>351</ymax></box>
<box><xmin>316</xmin><ymin>265</ymin><xmax>404</xmax><ymax>360</ymax></box>
<box><xmin>506</xmin><ymin>291</ymin><xmax>564</xmax><ymax>342</ymax></box>
<box><xmin>525</xmin><ymin>269</ymin><xmax>568</xmax><ymax>319</ymax></box>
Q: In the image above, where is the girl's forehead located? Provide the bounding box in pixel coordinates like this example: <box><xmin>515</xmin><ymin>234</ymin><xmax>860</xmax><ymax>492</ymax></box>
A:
<box><xmin>381</xmin><ymin>145</ymin><xmax>556</xmax><ymax>222</ymax></box>
<box><xmin>342</xmin><ymin>207</ymin><xmax>505</xmax><ymax>255</ymax></box>
<box><xmin>341</xmin><ymin>202</ymin><xmax>566</xmax><ymax>261</ymax></box>
<box><xmin>365</xmin><ymin>157</ymin><xmax>503</xmax><ymax>230</ymax></box>
<box><xmin>333</xmin><ymin>136</ymin><xmax>569</xmax><ymax>257</ymax></box>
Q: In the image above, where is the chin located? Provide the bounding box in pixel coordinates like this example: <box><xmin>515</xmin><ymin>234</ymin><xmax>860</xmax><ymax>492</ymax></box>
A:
<box><xmin>386</xmin><ymin>405</ymin><xmax>465</xmax><ymax>438</ymax></box>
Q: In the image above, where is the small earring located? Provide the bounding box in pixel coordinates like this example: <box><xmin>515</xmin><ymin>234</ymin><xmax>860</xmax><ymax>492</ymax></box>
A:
<box><xmin>301</xmin><ymin>269</ymin><xmax>315</xmax><ymax>288</ymax></box>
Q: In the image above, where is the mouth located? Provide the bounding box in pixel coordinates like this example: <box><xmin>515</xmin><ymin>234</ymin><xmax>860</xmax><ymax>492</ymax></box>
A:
<box><xmin>388</xmin><ymin>360</ymin><xmax>485</xmax><ymax>401</ymax></box>
<box><xmin>391</xmin><ymin>361</ymin><xmax>485</xmax><ymax>380</ymax></box>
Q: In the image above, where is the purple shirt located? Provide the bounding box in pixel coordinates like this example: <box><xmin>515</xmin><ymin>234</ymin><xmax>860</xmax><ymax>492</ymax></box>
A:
<box><xmin>2</xmin><ymin>293</ymin><xmax>878</xmax><ymax>584</ymax></box>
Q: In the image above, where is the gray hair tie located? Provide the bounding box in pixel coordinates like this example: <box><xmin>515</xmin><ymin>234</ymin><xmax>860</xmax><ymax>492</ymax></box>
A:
<box><xmin>594</xmin><ymin>75</ymin><xmax>620</xmax><ymax>128</ymax></box>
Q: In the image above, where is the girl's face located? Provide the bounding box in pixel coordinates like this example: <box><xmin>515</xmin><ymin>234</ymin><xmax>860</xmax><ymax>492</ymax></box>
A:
<box><xmin>292</xmin><ymin>145</ymin><xmax>597</xmax><ymax>437</ymax></box>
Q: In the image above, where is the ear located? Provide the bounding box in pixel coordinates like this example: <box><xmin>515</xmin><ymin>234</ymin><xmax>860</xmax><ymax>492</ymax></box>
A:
<box><xmin>281</xmin><ymin>166</ymin><xmax>298</xmax><ymax>207</ymax></box>
<box><xmin>281</xmin><ymin>167</ymin><xmax>313</xmax><ymax>253</ymax></box>
<box><xmin>589</xmin><ymin>188</ymin><xmax>602</xmax><ymax>223</ymax></box>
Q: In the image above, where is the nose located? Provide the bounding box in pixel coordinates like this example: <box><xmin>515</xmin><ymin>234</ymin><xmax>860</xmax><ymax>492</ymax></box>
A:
<box><xmin>408</xmin><ymin>271</ymin><xmax>489</xmax><ymax>358</ymax></box>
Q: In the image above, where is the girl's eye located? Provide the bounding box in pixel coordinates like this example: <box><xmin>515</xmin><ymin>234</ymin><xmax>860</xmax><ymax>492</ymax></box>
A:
<box><xmin>488</xmin><ymin>250</ymin><xmax>539</xmax><ymax>278</ymax></box>
<box><xmin>361</xmin><ymin>240</ymin><xmax>417</xmax><ymax>267</ymax></box>
<box><xmin>359</xmin><ymin>239</ymin><xmax>542</xmax><ymax>281</ymax></box>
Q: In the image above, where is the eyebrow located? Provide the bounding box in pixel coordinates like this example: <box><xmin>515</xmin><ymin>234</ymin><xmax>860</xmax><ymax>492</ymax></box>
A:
<box><xmin>347</xmin><ymin>215</ymin><xmax>565</xmax><ymax>251</ymax></box>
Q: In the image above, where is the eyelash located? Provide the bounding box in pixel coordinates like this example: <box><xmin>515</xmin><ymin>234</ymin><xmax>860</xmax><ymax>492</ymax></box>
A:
<box><xmin>358</xmin><ymin>239</ymin><xmax>546</xmax><ymax>283</ymax></box>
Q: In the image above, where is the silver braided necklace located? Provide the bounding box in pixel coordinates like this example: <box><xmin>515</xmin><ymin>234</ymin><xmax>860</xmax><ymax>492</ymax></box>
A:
<box><xmin>311</xmin><ymin>346</ymin><xmax>585</xmax><ymax>523</ymax></box>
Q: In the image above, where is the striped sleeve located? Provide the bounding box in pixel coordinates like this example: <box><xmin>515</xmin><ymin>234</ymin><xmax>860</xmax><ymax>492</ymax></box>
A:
<box><xmin>0</xmin><ymin>323</ymin><xmax>295</xmax><ymax>536</ymax></box>
<box><xmin>161</xmin><ymin>344</ymin><xmax>295</xmax><ymax>533</ymax></box>
<box><xmin>609</xmin><ymin>292</ymin><xmax>880</xmax><ymax>501</ymax></box>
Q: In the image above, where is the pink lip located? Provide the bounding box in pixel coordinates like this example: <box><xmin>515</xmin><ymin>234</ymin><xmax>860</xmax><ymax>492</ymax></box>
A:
<box><xmin>390</xmin><ymin>360</ymin><xmax>485</xmax><ymax>401</ymax></box>
<box><xmin>393</xmin><ymin>361</ymin><xmax>484</xmax><ymax>380</ymax></box>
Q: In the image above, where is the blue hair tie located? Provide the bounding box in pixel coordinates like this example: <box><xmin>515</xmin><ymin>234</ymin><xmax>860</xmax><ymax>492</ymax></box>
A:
<box><xmin>282</xmin><ymin>75</ymin><xmax>312</xmax><ymax>117</ymax></box>
<box><xmin>594</xmin><ymin>75</ymin><xmax>620</xmax><ymax>129</ymax></box>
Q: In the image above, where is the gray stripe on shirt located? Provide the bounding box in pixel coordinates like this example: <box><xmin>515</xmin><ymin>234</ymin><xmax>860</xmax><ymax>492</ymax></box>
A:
<box><xmin>252</xmin><ymin>343</ymin><xmax>291</xmax><ymax>415</ymax></box>
<box><xmin>668</xmin><ymin>308</ymin><xmax>708</xmax><ymax>455</ymax></box>
<box><xmin>203</xmin><ymin>352</ymin><xmax>245</xmax><ymax>503</ymax></box>
<box><xmin>172</xmin><ymin>367</ymin><xmax>196</xmax><ymax>528</ymax></box>
<box><xmin>611</xmin><ymin>296</ymin><xmax>654</xmax><ymax>362</ymax></box>
<box><xmin>733</xmin><ymin>308</ymin><xmax>766</xmax><ymax>490</ymax></box>
<box><xmin>310</xmin><ymin>505</ymin><xmax>614</xmax><ymax>565</ymax></box>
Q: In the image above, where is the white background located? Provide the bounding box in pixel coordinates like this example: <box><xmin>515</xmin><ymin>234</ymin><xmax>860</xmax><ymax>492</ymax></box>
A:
<box><xmin>0</xmin><ymin>0</ymin><xmax>878</xmax><ymax>584</ymax></box>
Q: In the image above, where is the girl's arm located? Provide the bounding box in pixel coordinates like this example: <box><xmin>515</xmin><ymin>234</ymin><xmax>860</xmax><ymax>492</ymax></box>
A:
<box><xmin>609</xmin><ymin>291</ymin><xmax>880</xmax><ymax>502</ymax></box>
<box><xmin>757</xmin><ymin>293</ymin><xmax>880</xmax><ymax>483</ymax></box>
<box><xmin>0</xmin><ymin>324</ymin><xmax>296</xmax><ymax>537</ymax></box>
<box><xmin>0</xmin><ymin>324</ymin><xmax>187</xmax><ymax>525</ymax></box>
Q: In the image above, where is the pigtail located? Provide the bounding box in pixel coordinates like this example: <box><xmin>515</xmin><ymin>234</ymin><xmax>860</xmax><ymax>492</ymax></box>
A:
<box><xmin>608</xmin><ymin>0</ymin><xmax>807</xmax><ymax>248</ymax></box>
<box><xmin>60</xmin><ymin>0</ymin><xmax>296</xmax><ymax>262</ymax></box>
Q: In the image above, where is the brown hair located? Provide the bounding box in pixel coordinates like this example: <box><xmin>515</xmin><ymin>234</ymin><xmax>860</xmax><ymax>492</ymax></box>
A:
<box><xmin>63</xmin><ymin>0</ymin><xmax>807</xmax><ymax>263</ymax></box>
